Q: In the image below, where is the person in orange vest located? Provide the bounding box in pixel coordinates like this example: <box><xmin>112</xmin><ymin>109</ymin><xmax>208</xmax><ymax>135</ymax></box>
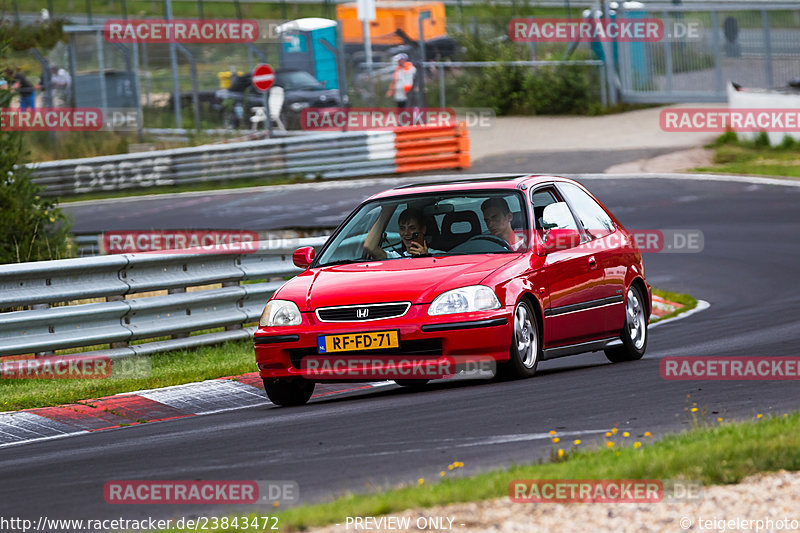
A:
<box><xmin>386</xmin><ymin>53</ymin><xmax>416</xmax><ymax>108</ymax></box>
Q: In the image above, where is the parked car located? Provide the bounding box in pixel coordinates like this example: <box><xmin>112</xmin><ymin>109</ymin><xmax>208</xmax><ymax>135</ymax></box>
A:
<box><xmin>215</xmin><ymin>69</ymin><xmax>345</xmax><ymax>129</ymax></box>
<box><xmin>254</xmin><ymin>175</ymin><xmax>651</xmax><ymax>406</ymax></box>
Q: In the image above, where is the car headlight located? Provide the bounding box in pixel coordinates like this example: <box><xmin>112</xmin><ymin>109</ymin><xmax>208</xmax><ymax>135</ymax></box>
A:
<box><xmin>428</xmin><ymin>285</ymin><xmax>501</xmax><ymax>316</ymax></box>
<box><xmin>289</xmin><ymin>102</ymin><xmax>310</xmax><ymax>112</ymax></box>
<box><xmin>260</xmin><ymin>300</ymin><xmax>302</xmax><ymax>327</ymax></box>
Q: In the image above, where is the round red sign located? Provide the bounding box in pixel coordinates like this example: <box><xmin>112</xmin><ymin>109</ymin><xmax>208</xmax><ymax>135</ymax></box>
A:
<box><xmin>252</xmin><ymin>64</ymin><xmax>275</xmax><ymax>92</ymax></box>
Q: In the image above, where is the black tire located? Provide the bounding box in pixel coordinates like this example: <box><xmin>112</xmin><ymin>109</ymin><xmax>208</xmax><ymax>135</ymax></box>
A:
<box><xmin>499</xmin><ymin>299</ymin><xmax>540</xmax><ymax>379</ymax></box>
<box><xmin>604</xmin><ymin>284</ymin><xmax>648</xmax><ymax>363</ymax></box>
<box><xmin>262</xmin><ymin>379</ymin><xmax>315</xmax><ymax>406</ymax></box>
<box><xmin>394</xmin><ymin>379</ymin><xmax>429</xmax><ymax>388</ymax></box>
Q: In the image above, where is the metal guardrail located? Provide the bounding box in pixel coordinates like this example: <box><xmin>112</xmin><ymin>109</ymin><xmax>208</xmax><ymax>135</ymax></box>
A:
<box><xmin>28</xmin><ymin>125</ymin><xmax>469</xmax><ymax>197</ymax></box>
<box><xmin>28</xmin><ymin>132</ymin><xmax>395</xmax><ymax>197</ymax></box>
<box><xmin>0</xmin><ymin>237</ymin><xmax>328</xmax><ymax>359</ymax></box>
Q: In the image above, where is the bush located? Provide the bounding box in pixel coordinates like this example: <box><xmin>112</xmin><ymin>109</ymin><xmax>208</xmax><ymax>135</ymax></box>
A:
<box><xmin>457</xmin><ymin>62</ymin><xmax>600</xmax><ymax>116</ymax></box>
<box><xmin>0</xmin><ymin>19</ymin><xmax>67</xmax><ymax>51</ymax></box>
<box><xmin>454</xmin><ymin>32</ymin><xmax>601</xmax><ymax>115</ymax></box>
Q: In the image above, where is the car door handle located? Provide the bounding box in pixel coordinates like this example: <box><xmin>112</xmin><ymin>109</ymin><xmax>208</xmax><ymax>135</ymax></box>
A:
<box><xmin>588</xmin><ymin>256</ymin><xmax>597</xmax><ymax>269</ymax></box>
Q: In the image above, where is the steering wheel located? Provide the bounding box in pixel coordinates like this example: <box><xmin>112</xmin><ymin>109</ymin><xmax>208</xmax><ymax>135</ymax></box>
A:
<box><xmin>465</xmin><ymin>234</ymin><xmax>512</xmax><ymax>251</ymax></box>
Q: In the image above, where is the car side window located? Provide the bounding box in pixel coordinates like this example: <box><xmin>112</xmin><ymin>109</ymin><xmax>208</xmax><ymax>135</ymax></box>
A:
<box><xmin>558</xmin><ymin>183</ymin><xmax>615</xmax><ymax>239</ymax></box>
<box><xmin>531</xmin><ymin>188</ymin><xmax>559</xmax><ymax>230</ymax></box>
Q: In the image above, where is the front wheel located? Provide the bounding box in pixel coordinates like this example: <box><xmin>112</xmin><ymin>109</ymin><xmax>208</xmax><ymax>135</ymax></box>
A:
<box><xmin>262</xmin><ymin>379</ymin><xmax>315</xmax><ymax>406</ymax></box>
<box><xmin>499</xmin><ymin>299</ymin><xmax>540</xmax><ymax>378</ymax></box>
<box><xmin>604</xmin><ymin>284</ymin><xmax>648</xmax><ymax>363</ymax></box>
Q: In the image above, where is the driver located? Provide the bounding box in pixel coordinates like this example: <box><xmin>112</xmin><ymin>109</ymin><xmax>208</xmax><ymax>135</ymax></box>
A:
<box><xmin>363</xmin><ymin>206</ymin><xmax>442</xmax><ymax>259</ymax></box>
<box><xmin>481</xmin><ymin>198</ymin><xmax>526</xmax><ymax>251</ymax></box>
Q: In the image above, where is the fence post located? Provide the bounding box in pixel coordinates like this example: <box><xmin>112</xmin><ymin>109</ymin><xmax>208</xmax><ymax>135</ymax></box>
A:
<box><xmin>131</xmin><ymin>41</ymin><xmax>144</xmax><ymax>141</ymax></box>
<box><xmin>176</xmin><ymin>43</ymin><xmax>201</xmax><ymax>131</ymax></box>
<box><xmin>601</xmin><ymin>2</ymin><xmax>624</xmax><ymax>105</ymax></box>
<box><xmin>761</xmin><ymin>10</ymin><xmax>773</xmax><ymax>88</ymax></box>
<box><xmin>96</xmin><ymin>29</ymin><xmax>109</xmax><ymax>110</ymax></box>
<box><xmin>438</xmin><ymin>65</ymin><xmax>445</xmax><ymax>108</ymax></box>
<box><xmin>166</xmin><ymin>0</ymin><xmax>183</xmax><ymax>128</ymax></box>
<box><xmin>711</xmin><ymin>11</ymin><xmax>723</xmax><ymax>94</ymax></box>
<box><xmin>663</xmin><ymin>10</ymin><xmax>674</xmax><ymax>94</ymax></box>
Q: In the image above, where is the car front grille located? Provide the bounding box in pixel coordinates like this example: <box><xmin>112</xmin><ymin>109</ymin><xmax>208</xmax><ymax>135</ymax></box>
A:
<box><xmin>316</xmin><ymin>302</ymin><xmax>411</xmax><ymax>322</ymax></box>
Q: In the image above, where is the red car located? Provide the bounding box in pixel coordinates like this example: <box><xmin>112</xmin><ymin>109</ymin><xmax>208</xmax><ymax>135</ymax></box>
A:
<box><xmin>255</xmin><ymin>175</ymin><xmax>651</xmax><ymax>406</ymax></box>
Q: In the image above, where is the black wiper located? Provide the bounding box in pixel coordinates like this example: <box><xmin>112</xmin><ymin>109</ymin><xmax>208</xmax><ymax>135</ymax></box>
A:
<box><xmin>317</xmin><ymin>259</ymin><xmax>370</xmax><ymax>267</ymax></box>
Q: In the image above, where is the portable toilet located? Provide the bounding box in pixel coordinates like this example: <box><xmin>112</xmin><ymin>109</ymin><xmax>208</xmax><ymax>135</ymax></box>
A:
<box><xmin>587</xmin><ymin>2</ymin><xmax>652</xmax><ymax>90</ymax></box>
<box><xmin>276</xmin><ymin>18</ymin><xmax>340</xmax><ymax>90</ymax></box>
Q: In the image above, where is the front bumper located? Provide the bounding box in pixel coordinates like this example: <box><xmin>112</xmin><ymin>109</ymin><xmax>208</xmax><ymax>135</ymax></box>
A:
<box><xmin>254</xmin><ymin>305</ymin><xmax>512</xmax><ymax>381</ymax></box>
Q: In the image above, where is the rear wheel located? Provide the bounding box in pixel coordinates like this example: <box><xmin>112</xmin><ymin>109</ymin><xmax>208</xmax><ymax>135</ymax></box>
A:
<box><xmin>499</xmin><ymin>299</ymin><xmax>540</xmax><ymax>378</ymax></box>
<box><xmin>262</xmin><ymin>379</ymin><xmax>315</xmax><ymax>406</ymax></box>
<box><xmin>604</xmin><ymin>284</ymin><xmax>648</xmax><ymax>363</ymax></box>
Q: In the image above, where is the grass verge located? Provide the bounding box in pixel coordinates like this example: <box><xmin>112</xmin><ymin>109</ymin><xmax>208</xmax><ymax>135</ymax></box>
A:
<box><xmin>165</xmin><ymin>412</ymin><xmax>800</xmax><ymax>532</ymax></box>
<box><xmin>0</xmin><ymin>286</ymin><xmax>697</xmax><ymax>412</ymax></box>
<box><xmin>650</xmin><ymin>287</ymin><xmax>698</xmax><ymax>323</ymax></box>
<box><xmin>694</xmin><ymin>131</ymin><xmax>800</xmax><ymax>179</ymax></box>
<box><xmin>0</xmin><ymin>339</ymin><xmax>254</xmax><ymax>412</ymax></box>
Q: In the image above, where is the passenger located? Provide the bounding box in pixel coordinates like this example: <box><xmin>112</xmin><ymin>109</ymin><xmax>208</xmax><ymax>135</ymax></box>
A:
<box><xmin>364</xmin><ymin>206</ymin><xmax>441</xmax><ymax>258</ymax></box>
<box><xmin>481</xmin><ymin>197</ymin><xmax>526</xmax><ymax>250</ymax></box>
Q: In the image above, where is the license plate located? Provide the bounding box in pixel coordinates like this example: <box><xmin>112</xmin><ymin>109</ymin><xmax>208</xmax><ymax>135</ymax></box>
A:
<box><xmin>317</xmin><ymin>330</ymin><xmax>399</xmax><ymax>354</ymax></box>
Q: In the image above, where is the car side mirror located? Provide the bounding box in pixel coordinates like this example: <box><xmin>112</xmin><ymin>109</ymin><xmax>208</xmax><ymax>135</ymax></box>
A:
<box><xmin>292</xmin><ymin>246</ymin><xmax>315</xmax><ymax>269</ymax></box>
<box><xmin>544</xmin><ymin>228</ymin><xmax>581</xmax><ymax>253</ymax></box>
<box><xmin>540</xmin><ymin>202</ymin><xmax>580</xmax><ymax>253</ymax></box>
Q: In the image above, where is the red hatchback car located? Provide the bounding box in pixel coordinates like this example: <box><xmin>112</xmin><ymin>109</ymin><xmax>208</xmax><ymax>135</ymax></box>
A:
<box><xmin>255</xmin><ymin>175</ymin><xmax>651</xmax><ymax>406</ymax></box>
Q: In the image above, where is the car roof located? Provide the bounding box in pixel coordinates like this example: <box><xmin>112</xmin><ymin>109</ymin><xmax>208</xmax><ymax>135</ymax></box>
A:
<box><xmin>369</xmin><ymin>174</ymin><xmax>574</xmax><ymax>200</ymax></box>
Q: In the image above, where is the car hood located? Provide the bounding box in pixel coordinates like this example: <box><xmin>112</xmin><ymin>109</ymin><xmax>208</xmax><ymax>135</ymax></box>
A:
<box><xmin>276</xmin><ymin>255</ymin><xmax>519</xmax><ymax>310</ymax></box>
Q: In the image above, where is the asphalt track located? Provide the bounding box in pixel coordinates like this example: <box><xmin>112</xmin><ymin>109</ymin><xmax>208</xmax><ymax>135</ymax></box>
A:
<box><xmin>63</xmin><ymin>148</ymin><xmax>678</xmax><ymax>233</ymax></box>
<box><xmin>3</xmin><ymin>173</ymin><xmax>800</xmax><ymax>527</ymax></box>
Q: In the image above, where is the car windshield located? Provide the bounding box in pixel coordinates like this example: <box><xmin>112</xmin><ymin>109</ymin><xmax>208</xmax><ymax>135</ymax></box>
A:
<box><xmin>277</xmin><ymin>71</ymin><xmax>324</xmax><ymax>90</ymax></box>
<box><xmin>315</xmin><ymin>191</ymin><xmax>529</xmax><ymax>266</ymax></box>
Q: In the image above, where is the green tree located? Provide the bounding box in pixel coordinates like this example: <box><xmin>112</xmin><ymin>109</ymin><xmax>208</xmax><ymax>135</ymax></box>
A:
<box><xmin>1</xmin><ymin>42</ymin><xmax>73</xmax><ymax>264</ymax></box>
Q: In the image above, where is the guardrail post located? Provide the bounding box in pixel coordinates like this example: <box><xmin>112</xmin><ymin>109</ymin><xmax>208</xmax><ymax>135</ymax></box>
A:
<box><xmin>223</xmin><ymin>280</ymin><xmax>244</xmax><ymax>331</ymax></box>
<box><xmin>108</xmin><ymin>295</ymin><xmax>130</xmax><ymax>349</ymax></box>
<box><xmin>31</xmin><ymin>303</ymin><xmax>55</xmax><ymax>357</ymax></box>
<box><xmin>167</xmin><ymin>287</ymin><xmax>190</xmax><ymax>338</ymax></box>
